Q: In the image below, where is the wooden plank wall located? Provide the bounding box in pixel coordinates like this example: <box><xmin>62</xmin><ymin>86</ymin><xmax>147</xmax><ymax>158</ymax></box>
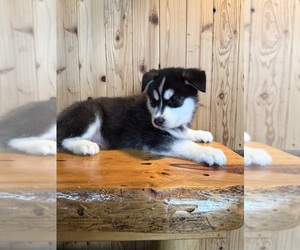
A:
<box><xmin>57</xmin><ymin>228</ymin><xmax>244</xmax><ymax>250</ymax></box>
<box><xmin>57</xmin><ymin>0</ymin><xmax>244</xmax><ymax>151</ymax></box>
<box><xmin>244</xmin><ymin>0</ymin><xmax>300</xmax><ymax>151</ymax></box>
<box><xmin>0</xmin><ymin>0</ymin><xmax>56</xmax><ymax>114</ymax></box>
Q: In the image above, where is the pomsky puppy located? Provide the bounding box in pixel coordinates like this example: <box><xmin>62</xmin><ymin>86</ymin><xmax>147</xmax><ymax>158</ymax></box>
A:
<box><xmin>57</xmin><ymin>67</ymin><xmax>226</xmax><ymax>166</ymax></box>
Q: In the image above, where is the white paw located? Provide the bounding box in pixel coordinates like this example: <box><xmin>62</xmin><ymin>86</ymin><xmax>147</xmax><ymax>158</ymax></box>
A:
<box><xmin>62</xmin><ymin>139</ymin><xmax>100</xmax><ymax>155</ymax></box>
<box><xmin>8</xmin><ymin>139</ymin><xmax>56</xmax><ymax>155</ymax></box>
<box><xmin>33</xmin><ymin>140</ymin><xmax>56</xmax><ymax>155</ymax></box>
<box><xmin>244</xmin><ymin>146</ymin><xmax>272</xmax><ymax>166</ymax></box>
<box><xmin>202</xmin><ymin>146</ymin><xmax>227</xmax><ymax>166</ymax></box>
<box><xmin>191</xmin><ymin>130</ymin><xmax>213</xmax><ymax>143</ymax></box>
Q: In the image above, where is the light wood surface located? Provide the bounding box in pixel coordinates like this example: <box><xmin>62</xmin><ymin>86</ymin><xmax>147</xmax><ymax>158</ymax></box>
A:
<box><xmin>57</xmin><ymin>142</ymin><xmax>243</xmax><ymax>241</ymax></box>
<box><xmin>0</xmin><ymin>0</ymin><xmax>56</xmax><ymax>116</ymax></box>
<box><xmin>211</xmin><ymin>0</ymin><xmax>244</xmax><ymax>151</ymax></box>
<box><xmin>0</xmin><ymin>153</ymin><xmax>56</xmax><ymax>242</ymax></box>
<box><xmin>245</xmin><ymin>142</ymin><xmax>300</xmax><ymax>231</ymax></box>
<box><xmin>187</xmin><ymin>0</ymin><xmax>213</xmax><ymax>136</ymax></box>
<box><xmin>244</xmin><ymin>0</ymin><xmax>300</xmax><ymax>150</ymax></box>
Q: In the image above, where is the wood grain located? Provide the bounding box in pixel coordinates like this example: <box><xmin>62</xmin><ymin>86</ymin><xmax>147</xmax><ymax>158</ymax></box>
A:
<box><xmin>245</xmin><ymin>142</ymin><xmax>300</xmax><ymax>231</ymax></box>
<box><xmin>105</xmin><ymin>0</ymin><xmax>133</xmax><ymax>97</ymax></box>
<box><xmin>187</xmin><ymin>0</ymin><xmax>213</xmax><ymax>133</ymax></box>
<box><xmin>245</xmin><ymin>225</ymin><xmax>300</xmax><ymax>250</ymax></box>
<box><xmin>244</xmin><ymin>142</ymin><xmax>300</xmax><ymax>250</ymax></box>
<box><xmin>57</xmin><ymin>142</ymin><xmax>243</xmax><ymax>241</ymax></box>
<box><xmin>57</xmin><ymin>0</ymin><xmax>80</xmax><ymax>112</ymax></box>
<box><xmin>33</xmin><ymin>0</ymin><xmax>56</xmax><ymax>100</ymax></box>
<box><xmin>211</xmin><ymin>0</ymin><xmax>243</xmax><ymax>150</ymax></box>
<box><xmin>0</xmin><ymin>153</ymin><xmax>56</xmax><ymax>242</ymax></box>
<box><xmin>0</xmin><ymin>0</ymin><xmax>55</xmax><ymax>115</ymax></box>
<box><xmin>159</xmin><ymin>0</ymin><xmax>187</xmax><ymax>67</ymax></box>
<box><xmin>286</xmin><ymin>0</ymin><xmax>300</xmax><ymax>151</ymax></box>
<box><xmin>57</xmin><ymin>228</ymin><xmax>243</xmax><ymax>249</ymax></box>
<box><xmin>245</xmin><ymin>0</ymin><xmax>296</xmax><ymax>150</ymax></box>
<box><xmin>132</xmin><ymin>0</ymin><xmax>160</xmax><ymax>92</ymax></box>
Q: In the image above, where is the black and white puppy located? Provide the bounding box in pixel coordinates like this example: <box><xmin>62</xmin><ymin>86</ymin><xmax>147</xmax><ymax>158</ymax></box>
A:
<box><xmin>57</xmin><ymin>67</ymin><xmax>226</xmax><ymax>166</ymax></box>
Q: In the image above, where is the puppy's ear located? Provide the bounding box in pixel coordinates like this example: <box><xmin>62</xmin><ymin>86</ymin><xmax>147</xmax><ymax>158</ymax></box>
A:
<box><xmin>141</xmin><ymin>69</ymin><xmax>159</xmax><ymax>92</ymax></box>
<box><xmin>182</xmin><ymin>68</ymin><xmax>206</xmax><ymax>93</ymax></box>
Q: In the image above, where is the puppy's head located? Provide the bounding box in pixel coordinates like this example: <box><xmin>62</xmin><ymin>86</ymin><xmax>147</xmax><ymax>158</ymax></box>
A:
<box><xmin>142</xmin><ymin>67</ymin><xmax>206</xmax><ymax>130</ymax></box>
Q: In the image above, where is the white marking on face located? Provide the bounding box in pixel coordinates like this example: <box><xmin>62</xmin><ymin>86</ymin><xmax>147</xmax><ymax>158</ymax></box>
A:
<box><xmin>158</xmin><ymin>77</ymin><xmax>166</xmax><ymax>96</ymax></box>
<box><xmin>149</xmin><ymin>97</ymin><xmax>196</xmax><ymax>129</ymax></box>
<box><xmin>163</xmin><ymin>89</ymin><xmax>175</xmax><ymax>100</ymax></box>
<box><xmin>160</xmin><ymin>98</ymin><xmax>196</xmax><ymax>128</ymax></box>
<box><xmin>153</xmin><ymin>90</ymin><xmax>159</xmax><ymax>101</ymax></box>
<box><xmin>149</xmin><ymin>77</ymin><xmax>165</xmax><ymax>116</ymax></box>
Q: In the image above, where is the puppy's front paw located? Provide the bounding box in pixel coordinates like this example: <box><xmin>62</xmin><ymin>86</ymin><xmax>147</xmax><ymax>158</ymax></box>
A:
<box><xmin>203</xmin><ymin>146</ymin><xmax>227</xmax><ymax>166</ymax></box>
<box><xmin>244</xmin><ymin>147</ymin><xmax>272</xmax><ymax>166</ymax></box>
<box><xmin>191</xmin><ymin>130</ymin><xmax>213</xmax><ymax>143</ymax></box>
<box><xmin>62</xmin><ymin>139</ymin><xmax>100</xmax><ymax>155</ymax></box>
<box><xmin>73</xmin><ymin>140</ymin><xmax>99</xmax><ymax>155</ymax></box>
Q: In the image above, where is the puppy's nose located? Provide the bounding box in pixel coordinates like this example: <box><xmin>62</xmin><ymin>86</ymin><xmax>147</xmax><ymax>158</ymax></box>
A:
<box><xmin>154</xmin><ymin>117</ymin><xmax>165</xmax><ymax>126</ymax></box>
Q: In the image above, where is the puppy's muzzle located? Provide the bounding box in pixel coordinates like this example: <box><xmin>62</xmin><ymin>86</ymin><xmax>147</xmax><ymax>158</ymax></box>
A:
<box><xmin>154</xmin><ymin>117</ymin><xmax>165</xmax><ymax>127</ymax></box>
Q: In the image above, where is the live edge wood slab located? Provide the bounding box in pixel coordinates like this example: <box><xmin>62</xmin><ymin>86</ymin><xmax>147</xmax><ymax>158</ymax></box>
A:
<box><xmin>245</xmin><ymin>142</ymin><xmax>300</xmax><ymax>232</ymax></box>
<box><xmin>57</xmin><ymin>142</ymin><xmax>244</xmax><ymax>241</ymax></box>
<box><xmin>0</xmin><ymin>153</ymin><xmax>56</xmax><ymax>242</ymax></box>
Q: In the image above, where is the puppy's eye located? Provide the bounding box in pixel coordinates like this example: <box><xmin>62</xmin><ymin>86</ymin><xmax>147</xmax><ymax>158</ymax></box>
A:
<box><xmin>169</xmin><ymin>96</ymin><xmax>180</xmax><ymax>104</ymax></box>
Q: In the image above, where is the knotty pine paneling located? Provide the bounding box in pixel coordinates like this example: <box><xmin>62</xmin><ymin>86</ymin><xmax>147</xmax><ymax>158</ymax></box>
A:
<box><xmin>244</xmin><ymin>0</ymin><xmax>299</xmax><ymax>151</ymax></box>
<box><xmin>0</xmin><ymin>0</ymin><xmax>56</xmax><ymax>115</ymax></box>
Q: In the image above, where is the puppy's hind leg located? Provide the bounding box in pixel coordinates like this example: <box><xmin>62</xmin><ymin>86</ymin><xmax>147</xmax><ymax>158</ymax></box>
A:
<box><xmin>62</xmin><ymin>116</ymin><xmax>101</xmax><ymax>155</ymax></box>
<box><xmin>7</xmin><ymin>124</ymin><xmax>56</xmax><ymax>155</ymax></box>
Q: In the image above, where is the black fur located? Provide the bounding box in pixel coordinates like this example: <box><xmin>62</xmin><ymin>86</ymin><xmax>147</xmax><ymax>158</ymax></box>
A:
<box><xmin>57</xmin><ymin>94</ymin><xmax>174</xmax><ymax>152</ymax></box>
<box><xmin>142</xmin><ymin>67</ymin><xmax>206</xmax><ymax>92</ymax></box>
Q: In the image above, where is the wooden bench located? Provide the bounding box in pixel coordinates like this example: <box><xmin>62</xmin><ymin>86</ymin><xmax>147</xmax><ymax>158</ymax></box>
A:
<box><xmin>2</xmin><ymin>141</ymin><xmax>299</xmax><ymax>249</ymax></box>
<box><xmin>57</xmin><ymin>142</ymin><xmax>244</xmax><ymax>242</ymax></box>
<box><xmin>0</xmin><ymin>153</ymin><xmax>56</xmax><ymax>243</ymax></box>
<box><xmin>243</xmin><ymin>142</ymin><xmax>300</xmax><ymax>249</ymax></box>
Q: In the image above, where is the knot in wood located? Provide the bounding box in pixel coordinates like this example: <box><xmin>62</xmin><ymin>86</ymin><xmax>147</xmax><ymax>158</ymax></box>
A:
<box><xmin>77</xmin><ymin>207</ymin><xmax>84</xmax><ymax>216</ymax></box>
<box><xmin>33</xmin><ymin>207</ymin><xmax>44</xmax><ymax>216</ymax></box>
<box><xmin>260</xmin><ymin>92</ymin><xmax>269</xmax><ymax>100</ymax></box>
<box><xmin>115</xmin><ymin>29</ymin><xmax>122</xmax><ymax>42</ymax></box>
<box><xmin>139</xmin><ymin>64</ymin><xmax>147</xmax><ymax>73</ymax></box>
<box><xmin>219</xmin><ymin>92</ymin><xmax>225</xmax><ymax>100</ymax></box>
<box><xmin>149</xmin><ymin>11</ymin><xmax>159</xmax><ymax>25</ymax></box>
<box><xmin>57</xmin><ymin>67</ymin><xmax>66</xmax><ymax>74</ymax></box>
<box><xmin>100</xmin><ymin>75</ymin><xmax>106</xmax><ymax>82</ymax></box>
